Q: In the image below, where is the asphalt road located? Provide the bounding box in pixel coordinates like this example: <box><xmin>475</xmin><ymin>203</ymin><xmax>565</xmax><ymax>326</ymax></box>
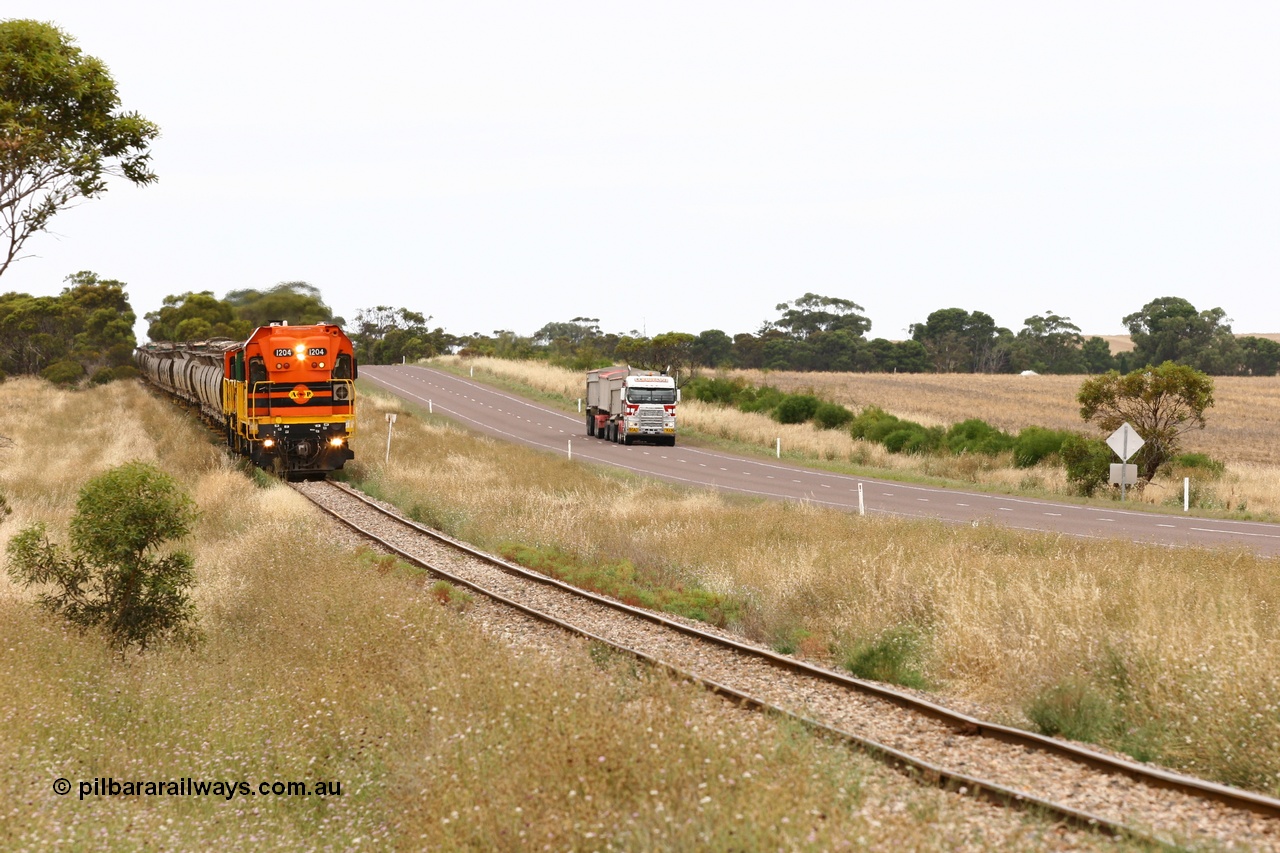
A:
<box><xmin>361</xmin><ymin>364</ymin><xmax>1280</xmax><ymax>557</ymax></box>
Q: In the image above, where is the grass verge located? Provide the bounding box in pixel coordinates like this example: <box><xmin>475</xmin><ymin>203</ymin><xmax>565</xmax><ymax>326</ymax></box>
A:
<box><xmin>0</xmin><ymin>377</ymin><xmax>1133</xmax><ymax>849</ymax></box>
<box><xmin>345</xmin><ymin>380</ymin><xmax>1280</xmax><ymax>798</ymax></box>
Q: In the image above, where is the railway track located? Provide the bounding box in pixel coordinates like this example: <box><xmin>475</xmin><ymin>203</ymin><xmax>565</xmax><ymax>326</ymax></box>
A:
<box><xmin>295</xmin><ymin>478</ymin><xmax>1280</xmax><ymax>849</ymax></box>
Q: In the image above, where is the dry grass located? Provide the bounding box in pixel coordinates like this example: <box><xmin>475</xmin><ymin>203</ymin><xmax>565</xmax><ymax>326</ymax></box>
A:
<box><xmin>1</xmin><ymin>377</ymin><xmax>1119</xmax><ymax>850</ymax></box>
<box><xmin>726</xmin><ymin>369</ymin><xmax>1280</xmax><ymax>468</ymax></box>
<box><xmin>352</xmin><ymin>381</ymin><xmax>1280</xmax><ymax>796</ymax></box>
<box><xmin>440</xmin><ymin>356</ymin><xmax>1280</xmax><ymax>517</ymax></box>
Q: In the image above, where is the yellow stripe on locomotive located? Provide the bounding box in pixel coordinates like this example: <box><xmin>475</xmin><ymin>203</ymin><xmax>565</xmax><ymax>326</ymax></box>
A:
<box><xmin>137</xmin><ymin>322</ymin><xmax>357</xmax><ymax>481</ymax></box>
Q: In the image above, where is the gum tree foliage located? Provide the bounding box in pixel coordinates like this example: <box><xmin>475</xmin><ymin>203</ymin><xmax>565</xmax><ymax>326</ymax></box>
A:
<box><xmin>1014</xmin><ymin>311</ymin><xmax>1085</xmax><ymax>374</ymax></box>
<box><xmin>1234</xmin><ymin>336</ymin><xmax>1280</xmax><ymax>377</ymax></box>
<box><xmin>910</xmin><ymin>308</ymin><xmax>1010</xmax><ymax>373</ymax></box>
<box><xmin>457</xmin><ymin>329</ymin><xmax>537</xmax><ymax>360</ymax></box>
<box><xmin>1077</xmin><ymin>362</ymin><xmax>1215</xmax><ymax>482</ymax></box>
<box><xmin>0</xmin><ymin>270</ymin><xmax>136</xmax><ymax>379</ymax></box>
<box><xmin>532</xmin><ymin>317</ymin><xmax>609</xmax><ymax>369</ymax></box>
<box><xmin>224</xmin><ymin>281</ymin><xmax>340</xmax><ymax>330</ymax></box>
<box><xmin>691</xmin><ymin>329</ymin><xmax>734</xmax><ymax>368</ymax></box>
<box><xmin>144</xmin><ymin>291</ymin><xmax>250</xmax><ymax>342</ymax></box>
<box><xmin>5</xmin><ymin>462</ymin><xmax>199</xmax><ymax>653</ymax></box>
<box><xmin>0</xmin><ymin>20</ymin><xmax>158</xmax><ymax>278</ymax></box>
<box><xmin>769</xmin><ymin>293</ymin><xmax>871</xmax><ymax>339</ymax></box>
<box><xmin>614</xmin><ymin>332</ymin><xmax>697</xmax><ymax>380</ymax></box>
<box><xmin>1123</xmin><ymin>297</ymin><xmax>1239</xmax><ymax>373</ymax></box>
<box><xmin>147</xmin><ymin>283</ymin><xmax>343</xmax><ymax>343</ymax></box>
<box><xmin>1080</xmin><ymin>336</ymin><xmax>1116</xmax><ymax>374</ymax></box>
<box><xmin>350</xmin><ymin>305</ymin><xmax>455</xmax><ymax>365</ymax></box>
<box><xmin>533</xmin><ymin>317</ymin><xmax>600</xmax><ymax>349</ymax></box>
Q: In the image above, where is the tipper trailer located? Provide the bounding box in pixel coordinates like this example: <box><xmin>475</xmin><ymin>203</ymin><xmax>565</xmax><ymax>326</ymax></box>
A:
<box><xmin>586</xmin><ymin>366</ymin><xmax>679</xmax><ymax>446</ymax></box>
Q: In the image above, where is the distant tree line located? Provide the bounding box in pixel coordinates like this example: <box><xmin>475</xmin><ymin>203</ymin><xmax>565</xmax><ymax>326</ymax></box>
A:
<box><xmin>460</xmin><ymin>293</ymin><xmax>1280</xmax><ymax>378</ymax></box>
<box><xmin>3</xmin><ymin>278</ymin><xmax>1278</xmax><ymax>386</ymax></box>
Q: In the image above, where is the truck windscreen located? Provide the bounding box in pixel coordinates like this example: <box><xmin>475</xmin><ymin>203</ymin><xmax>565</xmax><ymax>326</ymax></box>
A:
<box><xmin>627</xmin><ymin>388</ymin><xmax>676</xmax><ymax>404</ymax></box>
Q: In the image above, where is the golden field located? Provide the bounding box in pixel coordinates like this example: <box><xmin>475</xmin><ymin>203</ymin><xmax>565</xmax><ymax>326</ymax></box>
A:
<box><xmin>440</xmin><ymin>355</ymin><xmax>1280</xmax><ymax>518</ymax></box>
<box><xmin>0</xmin><ymin>377</ymin><xmax>1129</xmax><ymax>850</ymax></box>
<box><xmin>360</xmin><ymin>369</ymin><xmax>1280</xmax><ymax>797</ymax></box>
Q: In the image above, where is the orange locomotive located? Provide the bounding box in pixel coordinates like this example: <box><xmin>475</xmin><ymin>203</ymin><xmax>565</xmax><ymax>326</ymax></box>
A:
<box><xmin>136</xmin><ymin>322</ymin><xmax>356</xmax><ymax>480</ymax></box>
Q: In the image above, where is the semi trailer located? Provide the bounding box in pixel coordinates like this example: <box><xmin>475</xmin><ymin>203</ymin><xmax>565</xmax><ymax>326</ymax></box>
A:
<box><xmin>586</xmin><ymin>366</ymin><xmax>678</xmax><ymax>446</ymax></box>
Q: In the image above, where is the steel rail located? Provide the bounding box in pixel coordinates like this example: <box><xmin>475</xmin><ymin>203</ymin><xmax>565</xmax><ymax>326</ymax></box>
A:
<box><xmin>299</xmin><ymin>481</ymin><xmax>1136</xmax><ymax>841</ymax></box>
<box><xmin>302</xmin><ymin>479</ymin><xmax>1280</xmax><ymax>843</ymax></box>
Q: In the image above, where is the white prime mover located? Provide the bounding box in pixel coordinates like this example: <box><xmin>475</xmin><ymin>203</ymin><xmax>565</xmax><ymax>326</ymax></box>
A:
<box><xmin>586</xmin><ymin>366</ymin><xmax>679</xmax><ymax>446</ymax></box>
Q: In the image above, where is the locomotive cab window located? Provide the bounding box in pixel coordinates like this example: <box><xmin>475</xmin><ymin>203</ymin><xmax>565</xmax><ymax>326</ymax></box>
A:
<box><xmin>248</xmin><ymin>356</ymin><xmax>267</xmax><ymax>386</ymax></box>
<box><xmin>333</xmin><ymin>352</ymin><xmax>353</xmax><ymax>380</ymax></box>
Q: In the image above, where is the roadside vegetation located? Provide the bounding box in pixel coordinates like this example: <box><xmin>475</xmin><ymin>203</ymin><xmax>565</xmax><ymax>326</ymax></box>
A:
<box><xmin>436</xmin><ymin>354</ymin><xmax>1280</xmax><ymax>520</ymax></box>
<box><xmin>0</xmin><ymin>377</ymin><xmax>1127</xmax><ymax>849</ymax></box>
<box><xmin>354</xmin><ymin>374</ymin><xmax>1280</xmax><ymax>797</ymax></box>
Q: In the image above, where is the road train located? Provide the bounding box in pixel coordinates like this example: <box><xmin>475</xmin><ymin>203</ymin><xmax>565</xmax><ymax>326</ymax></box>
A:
<box><xmin>135</xmin><ymin>322</ymin><xmax>356</xmax><ymax>480</ymax></box>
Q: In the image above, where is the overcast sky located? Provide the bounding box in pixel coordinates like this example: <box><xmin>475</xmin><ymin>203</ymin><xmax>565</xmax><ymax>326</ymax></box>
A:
<box><xmin>5</xmin><ymin>2</ymin><xmax>1278</xmax><ymax>342</ymax></box>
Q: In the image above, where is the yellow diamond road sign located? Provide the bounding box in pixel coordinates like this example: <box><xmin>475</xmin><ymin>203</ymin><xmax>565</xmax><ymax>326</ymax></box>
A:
<box><xmin>1106</xmin><ymin>422</ymin><xmax>1144</xmax><ymax>461</ymax></box>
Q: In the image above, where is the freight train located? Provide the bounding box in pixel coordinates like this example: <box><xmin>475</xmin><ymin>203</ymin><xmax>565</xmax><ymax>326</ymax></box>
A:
<box><xmin>135</xmin><ymin>322</ymin><xmax>356</xmax><ymax>480</ymax></box>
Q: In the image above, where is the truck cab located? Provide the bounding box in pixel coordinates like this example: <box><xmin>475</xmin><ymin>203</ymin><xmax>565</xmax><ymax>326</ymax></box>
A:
<box><xmin>586</xmin><ymin>366</ymin><xmax>678</xmax><ymax>446</ymax></box>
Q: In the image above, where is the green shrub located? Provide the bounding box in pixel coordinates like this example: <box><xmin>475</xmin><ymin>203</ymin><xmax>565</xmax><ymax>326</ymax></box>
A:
<box><xmin>849</xmin><ymin>407</ymin><xmax>903</xmax><ymax>442</ymax></box>
<box><xmin>40</xmin><ymin>360</ymin><xmax>85</xmax><ymax>386</ymax></box>
<box><xmin>1060</xmin><ymin>434</ymin><xmax>1112</xmax><ymax>496</ymax></box>
<box><xmin>5</xmin><ymin>462</ymin><xmax>200</xmax><ymax>654</ymax></box>
<box><xmin>737</xmin><ymin>384</ymin><xmax>787</xmax><ymax>414</ymax></box>
<box><xmin>1025</xmin><ymin>677</ymin><xmax>1118</xmax><ymax>744</ymax></box>
<box><xmin>430</xmin><ymin>580</ymin><xmax>474</xmax><ymax>611</ymax></box>
<box><xmin>882</xmin><ymin>425</ymin><xmax>941</xmax><ymax>454</ymax></box>
<box><xmin>943</xmin><ymin>419</ymin><xmax>1015</xmax><ymax>456</ymax></box>
<box><xmin>773</xmin><ymin>394</ymin><xmax>822</xmax><ymax>424</ymax></box>
<box><xmin>841</xmin><ymin>626</ymin><xmax>929</xmax><ymax>689</ymax></box>
<box><xmin>89</xmin><ymin>364</ymin><xmax>139</xmax><ymax>385</ymax></box>
<box><xmin>812</xmin><ymin>402</ymin><xmax>854</xmax><ymax>430</ymax></box>
<box><xmin>1013</xmin><ymin>426</ymin><xmax>1073</xmax><ymax>468</ymax></box>
<box><xmin>1172</xmin><ymin>452</ymin><xmax>1225</xmax><ymax>477</ymax></box>
<box><xmin>682</xmin><ymin>376</ymin><xmax>746</xmax><ymax>406</ymax></box>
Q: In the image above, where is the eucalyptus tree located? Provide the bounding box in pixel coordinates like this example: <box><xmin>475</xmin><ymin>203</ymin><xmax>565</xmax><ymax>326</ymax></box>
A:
<box><xmin>0</xmin><ymin>20</ymin><xmax>158</xmax><ymax>278</ymax></box>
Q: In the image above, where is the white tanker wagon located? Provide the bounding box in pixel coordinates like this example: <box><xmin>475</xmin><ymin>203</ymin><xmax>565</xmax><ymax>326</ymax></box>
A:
<box><xmin>585</xmin><ymin>366</ymin><xmax>679</xmax><ymax>446</ymax></box>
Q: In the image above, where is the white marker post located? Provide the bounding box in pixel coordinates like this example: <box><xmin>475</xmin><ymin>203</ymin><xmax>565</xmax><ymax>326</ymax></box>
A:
<box><xmin>568</xmin><ymin>439</ymin><xmax>572</xmax><ymax>460</ymax></box>
<box><xmin>1184</xmin><ymin>477</ymin><xmax>1190</xmax><ymax>512</ymax></box>
<box><xmin>776</xmin><ymin>438</ymin><xmax>781</xmax><ymax>458</ymax></box>
<box><xmin>385</xmin><ymin>412</ymin><xmax>397</xmax><ymax>464</ymax></box>
<box><xmin>858</xmin><ymin>483</ymin><xmax>865</xmax><ymax>516</ymax></box>
<box><xmin>428</xmin><ymin>400</ymin><xmax>433</xmax><ymax>414</ymax></box>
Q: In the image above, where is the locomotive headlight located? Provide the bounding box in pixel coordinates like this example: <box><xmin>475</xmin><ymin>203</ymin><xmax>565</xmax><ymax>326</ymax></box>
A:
<box><xmin>329</xmin><ymin>437</ymin><xmax>345</xmax><ymax>447</ymax></box>
<box><xmin>295</xmin><ymin>343</ymin><xmax>305</xmax><ymax>360</ymax></box>
<box><xmin>262</xmin><ymin>437</ymin><xmax>276</xmax><ymax>449</ymax></box>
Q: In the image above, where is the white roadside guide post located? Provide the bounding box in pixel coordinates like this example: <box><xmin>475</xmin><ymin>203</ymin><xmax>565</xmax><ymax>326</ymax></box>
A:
<box><xmin>1106</xmin><ymin>422</ymin><xmax>1144</xmax><ymax>502</ymax></box>
<box><xmin>385</xmin><ymin>412</ymin><xmax>397</xmax><ymax>464</ymax></box>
